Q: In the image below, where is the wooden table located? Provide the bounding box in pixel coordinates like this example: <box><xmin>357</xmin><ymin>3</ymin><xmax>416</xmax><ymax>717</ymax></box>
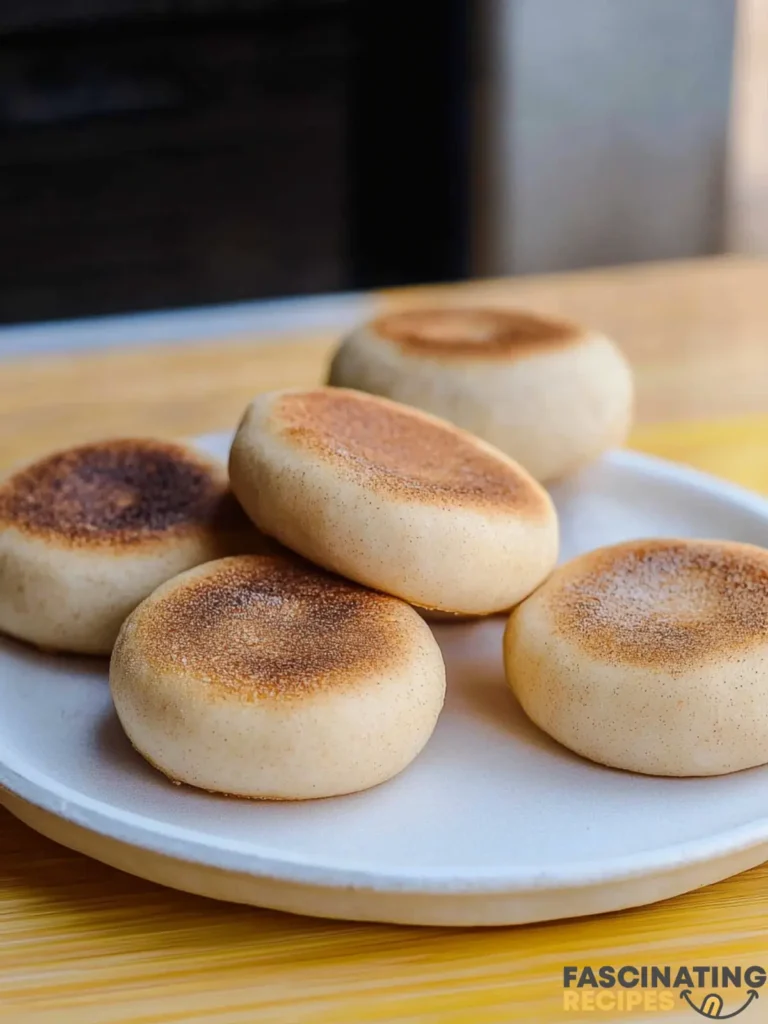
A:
<box><xmin>3</xmin><ymin>255</ymin><xmax>768</xmax><ymax>1023</ymax></box>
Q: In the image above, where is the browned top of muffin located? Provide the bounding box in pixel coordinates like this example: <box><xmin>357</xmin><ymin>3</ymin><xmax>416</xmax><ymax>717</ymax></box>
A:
<box><xmin>121</xmin><ymin>554</ymin><xmax>428</xmax><ymax>697</ymax></box>
<box><xmin>0</xmin><ymin>439</ymin><xmax>236</xmax><ymax>548</ymax></box>
<box><xmin>370</xmin><ymin>308</ymin><xmax>585</xmax><ymax>359</ymax></box>
<box><xmin>273</xmin><ymin>388</ymin><xmax>550</xmax><ymax>516</ymax></box>
<box><xmin>547</xmin><ymin>538</ymin><xmax>768</xmax><ymax>671</ymax></box>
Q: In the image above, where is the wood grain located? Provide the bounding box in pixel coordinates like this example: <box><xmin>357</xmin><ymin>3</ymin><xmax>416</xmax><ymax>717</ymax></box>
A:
<box><xmin>3</xmin><ymin>256</ymin><xmax>768</xmax><ymax>1022</ymax></box>
<box><xmin>2</xmin><ymin>803</ymin><xmax>767</xmax><ymax>1024</ymax></box>
<box><xmin>4</xmin><ymin>256</ymin><xmax>768</xmax><ymax>471</ymax></box>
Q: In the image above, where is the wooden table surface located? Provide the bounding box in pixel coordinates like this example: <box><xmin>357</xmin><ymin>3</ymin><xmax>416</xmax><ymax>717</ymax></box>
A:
<box><xmin>3</xmin><ymin>255</ymin><xmax>768</xmax><ymax>1023</ymax></box>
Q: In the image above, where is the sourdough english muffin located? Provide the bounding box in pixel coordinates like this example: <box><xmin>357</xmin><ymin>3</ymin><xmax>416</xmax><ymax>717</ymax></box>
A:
<box><xmin>0</xmin><ymin>438</ymin><xmax>258</xmax><ymax>655</ymax></box>
<box><xmin>504</xmin><ymin>538</ymin><xmax>768</xmax><ymax>777</ymax></box>
<box><xmin>110</xmin><ymin>554</ymin><xmax>446</xmax><ymax>799</ymax></box>
<box><xmin>328</xmin><ymin>308</ymin><xmax>634</xmax><ymax>482</ymax></box>
<box><xmin>229</xmin><ymin>387</ymin><xmax>559</xmax><ymax>615</ymax></box>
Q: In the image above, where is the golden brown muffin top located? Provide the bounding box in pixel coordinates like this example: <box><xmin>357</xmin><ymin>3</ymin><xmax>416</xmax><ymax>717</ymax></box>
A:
<box><xmin>547</xmin><ymin>538</ymin><xmax>768</xmax><ymax>672</ymax></box>
<box><xmin>123</xmin><ymin>554</ymin><xmax>427</xmax><ymax>697</ymax></box>
<box><xmin>0</xmin><ymin>439</ymin><xmax>239</xmax><ymax>548</ymax></box>
<box><xmin>273</xmin><ymin>388</ymin><xmax>551</xmax><ymax>516</ymax></box>
<box><xmin>371</xmin><ymin>308</ymin><xmax>585</xmax><ymax>359</ymax></box>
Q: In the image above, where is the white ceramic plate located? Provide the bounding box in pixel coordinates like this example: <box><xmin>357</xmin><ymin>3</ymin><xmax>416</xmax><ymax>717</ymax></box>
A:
<box><xmin>2</xmin><ymin>436</ymin><xmax>768</xmax><ymax>927</ymax></box>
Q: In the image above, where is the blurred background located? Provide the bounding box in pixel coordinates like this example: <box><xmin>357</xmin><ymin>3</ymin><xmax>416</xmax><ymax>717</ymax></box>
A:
<box><xmin>0</xmin><ymin>0</ymin><xmax>764</xmax><ymax>330</ymax></box>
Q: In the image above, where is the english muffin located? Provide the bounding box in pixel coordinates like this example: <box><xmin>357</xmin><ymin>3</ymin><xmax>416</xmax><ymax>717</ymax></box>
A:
<box><xmin>110</xmin><ymin>554</ymin><xmax>446</xmax><ymax>799</ymax></box>
<box><xmin>504</xmin><ymin>538</ymin><xmax>768</xmax><ymax>776</ymax></box>
<box><xmin>229</xmin><ymin>387</ymin><xmax>559</xmax><ymax>615</ymax></box>
<box><xmin>328</xmin><ymin>307</ymin><xmax>634</xmax><ymax>482</ymax></box>
<box><xmin>0</xmin><ymin>438</ymin><xmax>258</xmax><ymax>655</ymax></box>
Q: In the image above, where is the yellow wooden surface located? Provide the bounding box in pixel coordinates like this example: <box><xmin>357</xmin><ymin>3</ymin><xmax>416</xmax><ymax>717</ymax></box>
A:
<box><xmin>3</xmin><ymin>256</ymin><xmax>768</xmax><ymax>1023</ymax></box>
<box><xmin>4</xmin><ymin>254</ymin><xmax>768</xmax><ymax>468</ymax></box>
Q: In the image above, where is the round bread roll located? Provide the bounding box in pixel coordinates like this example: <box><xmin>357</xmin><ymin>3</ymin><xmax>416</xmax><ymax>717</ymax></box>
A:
<box><xmin>229</xmin><ymin>387</ymin><xmax>559</xmax><ymax>615</ymax></box>
<box><xmin>328</xmin><ymin>307</ymin><xmax>634</xmax><ymax>482</ymax></box>
<box><xmin>0</xmin><ymin>439</ymin><xmax>258</xmax><ymax>655</ymax></box>
<box><xmin>504</xmin><ymin>538</ymin><xmax>768</xmax><ymax>777</ymax></box>
<box><xmin>110</xmin><ymin>554</ymin><xmax>446</xmax><ymax>799</ymax></box>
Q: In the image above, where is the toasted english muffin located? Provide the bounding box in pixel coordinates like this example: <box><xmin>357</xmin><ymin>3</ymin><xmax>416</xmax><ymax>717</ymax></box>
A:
<box><xmin>504</xmin><ymin>538</ymin><xmax>768</xmax><ymax>776</ymax></box>
<box><xmin>0</xmin><ymin>438</ymin><xmax>260</xmax><ymax>654</ymax></box>
<box><xmin>229</xmin><ymin>387</ymin><xmax>559</xmax><ymax>615</ymax></box>
<box><xmin>110</xmin><ymin>554</ymin><xmax>446</xmax><ymax>799</ymax></box>
<box><xmin>328</xmin><ymin>307</ymin><xmax>633</xmax><ymax>482</ymax></box>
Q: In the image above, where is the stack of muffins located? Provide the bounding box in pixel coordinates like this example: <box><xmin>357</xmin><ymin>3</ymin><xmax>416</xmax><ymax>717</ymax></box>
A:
<box><xmin>2</xmin><ymin>307</ymin><xmax>767</xmax><ymax>797</ymax></box>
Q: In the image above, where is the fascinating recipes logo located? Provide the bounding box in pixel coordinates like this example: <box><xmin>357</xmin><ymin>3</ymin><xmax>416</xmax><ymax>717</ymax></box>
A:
<box><xmin>563</xmin><ymin>965</ymin><xmax>764</xmax><ymax>1017</ymax></box>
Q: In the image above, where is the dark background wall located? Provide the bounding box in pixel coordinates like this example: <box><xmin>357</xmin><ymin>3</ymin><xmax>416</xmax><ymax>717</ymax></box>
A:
<box><xmin>0</xmin><ymin>0</ymin><xmax>737</xmax><ymax>325</ymax></box>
